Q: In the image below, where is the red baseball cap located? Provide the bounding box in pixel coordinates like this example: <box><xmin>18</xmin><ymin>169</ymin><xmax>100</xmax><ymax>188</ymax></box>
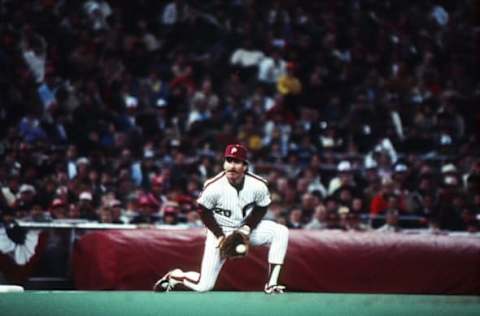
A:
<box><xmin>151</xmin><ymin>175</ymin><xmax>164</xmax><ymax>187</ymax></box>
<box><xmin>224</xmin><ymin>144</ymin><xmax>248</xmax><ymax>162</ymax></box>
<box><xmin>139</xmin><ymin>195</ymin><xmax>155</xmax><ymax>207</ymax></box>
<box><xmin>51</xmin><ymin>198</ymin><xmax>65</xmax><ymax>208</ymax></box>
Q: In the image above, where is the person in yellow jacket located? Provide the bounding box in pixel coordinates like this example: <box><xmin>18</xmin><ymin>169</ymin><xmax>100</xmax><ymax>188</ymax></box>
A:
<box><xmin>277</xmin><ymin>62</ymin><xmax>302</xmax><ymax>95</ymax></box>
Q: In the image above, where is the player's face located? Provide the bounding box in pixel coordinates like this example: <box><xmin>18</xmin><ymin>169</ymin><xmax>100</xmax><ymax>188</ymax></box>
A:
<box><xmin>223</xmin><ymin>157</ymin><xmax>247</xmax><ymax>184</ymax></box>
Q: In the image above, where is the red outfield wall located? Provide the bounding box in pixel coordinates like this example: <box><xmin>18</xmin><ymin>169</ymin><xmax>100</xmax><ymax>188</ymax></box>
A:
<box><xmin>72</xmin><ymin>228</ymin><xmax>480</xmax><ymax>294</ymax></box>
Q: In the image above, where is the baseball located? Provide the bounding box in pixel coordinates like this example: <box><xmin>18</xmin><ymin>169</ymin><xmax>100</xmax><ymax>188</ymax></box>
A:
<box><xmin>235</xmin><ymin>244</ymin><xmax>247</xmax><ymax>254</ymax></box>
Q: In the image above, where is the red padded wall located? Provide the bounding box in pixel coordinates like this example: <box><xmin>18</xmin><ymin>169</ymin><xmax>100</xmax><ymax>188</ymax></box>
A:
<box><xmin>72</xmin><ymin>229</ymin><xmax>480</xmax><ymax>294</ymax></box>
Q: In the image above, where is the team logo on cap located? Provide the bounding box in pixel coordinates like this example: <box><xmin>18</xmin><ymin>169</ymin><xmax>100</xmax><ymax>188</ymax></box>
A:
<box><xmin>224</xmin><ymin>144</ymin><xmax>247</xmax><ymax>161</ymax></box>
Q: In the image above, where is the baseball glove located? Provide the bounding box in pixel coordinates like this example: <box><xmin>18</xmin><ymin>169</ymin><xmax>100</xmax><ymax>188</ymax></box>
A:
<box><xmin>219</xmin><ymin>231</ymin><xmax>250</xmax><ymax>259</ymax></box>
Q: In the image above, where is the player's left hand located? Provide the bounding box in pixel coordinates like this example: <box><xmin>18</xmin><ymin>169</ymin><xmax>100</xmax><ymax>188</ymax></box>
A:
<box><xmin>218</xmin><ymin>230</ymin><xmax>250</xmax><ymax>259</ymax></box>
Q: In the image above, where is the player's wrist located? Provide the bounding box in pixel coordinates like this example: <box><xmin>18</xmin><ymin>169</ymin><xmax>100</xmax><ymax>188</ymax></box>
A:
<box><xmin>238</xmin><ymin>225</ymin><xmax>251</xmax><ymax>236</ymax></box>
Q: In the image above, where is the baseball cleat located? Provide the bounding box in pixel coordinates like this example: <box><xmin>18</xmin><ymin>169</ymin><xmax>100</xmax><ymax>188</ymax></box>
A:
<box><xmin>153</xmin><ymin>271</ymin><xmax>173</xmax><ymax>292</ymax></box>
<box><xmin>153</xmin><ymin>276</ymin><xmax>172</xmax><ymax>292</ymax></box>
<box><xmin>153</xmin><ymin>269</ymin><xmax>181</xmax><ymax>292</ymax></box>
<box><xmin>264</xmin><ymin>284</ymin><xmax>286</xmax><ymax>294</ymax></box>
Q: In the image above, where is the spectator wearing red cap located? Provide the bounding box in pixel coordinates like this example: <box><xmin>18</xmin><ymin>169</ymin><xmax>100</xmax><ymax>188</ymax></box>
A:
<box><xmin>160</xmin><ymin>203</ymin><xmax>180</xmax><ymax>225</ymax></box>
<box><xmin>49</xmin><ymin>198</ymin><xmax>68</xmax><ymax>219</ymax></box>
<box><xmin>130</xmin><ymin>195</ymin><xmax>160</xmax><ymax>224</ymax></box>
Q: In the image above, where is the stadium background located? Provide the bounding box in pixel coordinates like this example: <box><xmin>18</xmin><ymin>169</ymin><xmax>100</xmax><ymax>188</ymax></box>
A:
<box><xmin>1</xmin><ymin>0</ymin><xmax>480</xmax><ymax>314</ymax></box>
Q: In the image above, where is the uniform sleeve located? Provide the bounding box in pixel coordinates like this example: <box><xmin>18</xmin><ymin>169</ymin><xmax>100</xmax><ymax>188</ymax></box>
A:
<box><xmin>197</xmin><ymin>185</ymin><xmax>224</xmax><ymax>237</ymax></box>
<box><xmin>255</xmin><ymin>182</ymin><xmax>271</xmax><ymax>207</ymax></box>
<box><xmin>198</xmin><ymin>204</ymin><xmax>224</xmax><ymax>238</ymax></box>
<box><xmin>197</xmin><ymin>186</ymin><xmax>217</xmax><ymax>210</ymax></box>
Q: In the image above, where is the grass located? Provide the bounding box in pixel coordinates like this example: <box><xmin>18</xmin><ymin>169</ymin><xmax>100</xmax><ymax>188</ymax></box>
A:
<box><xmin>0</xmin><ymin>291</ymin><xmax>479</xmax><ymax>316</ymax></box>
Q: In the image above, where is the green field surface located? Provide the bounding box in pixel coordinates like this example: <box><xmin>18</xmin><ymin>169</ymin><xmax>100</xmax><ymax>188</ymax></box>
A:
<box><xmin>1</xmin><ymin>291</ymin><xmax>479</xmax><ymax>316</ymax></box>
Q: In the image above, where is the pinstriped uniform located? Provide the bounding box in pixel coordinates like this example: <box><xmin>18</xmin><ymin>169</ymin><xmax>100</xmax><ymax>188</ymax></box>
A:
<box><xmin>178</xmin><ymin>171</ymin><xmax>289</xmax><ymax>292</ymax></box>
<box><xmin>198</xmin><ymin>171</ymin><xmax>271</xmax><ymax>229</ymax></box>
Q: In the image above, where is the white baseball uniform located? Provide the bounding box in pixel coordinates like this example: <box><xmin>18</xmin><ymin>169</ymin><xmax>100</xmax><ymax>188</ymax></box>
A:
<box><xmin>171</xmin><ymin>171</ymin><xmax>289</xmax><ymax>292</ymax></box>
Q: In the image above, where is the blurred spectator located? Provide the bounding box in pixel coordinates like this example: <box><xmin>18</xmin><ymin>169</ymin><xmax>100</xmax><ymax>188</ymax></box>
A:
<box><xmin>98</xmin><ymin>206</ymin><xmax>114</xmax><ymax>224</ymax></box>
<box><xmin>287</xmin><ymin>207</ymin><xmax>303</xmax><ymax>229</ymax></box>
<box><xmin>277</xmin><ymin>62</ymin><xmax>302</xmax><ymax>96</ymax></box>
<box><xmin>465</xmin><ymin>161</ymin><xmax>480</xmax><ymax>193</ymax></box>
<box><xmin>130</xmin><ymin>195</ymin><xmax>160</xmax><ymax>224</ymax></box>
<box><xmin>107</xmin><ymin>199</ymin><xmax>129</xmax><ymax>224</ymax></box>
<box><xmin>18</xmin><ymin>114</ymin><xmax>48</xmax><ymax>144</ymax></box>
<box><xmin>345</xmin><ymin>211</ymin><xmax>370</xmax><ymax>232</ymax></box>
<box><xmin>76</xmin><ymin>191</ymin><xmax>99</xmax><ymax>221</ymax></box>
<box><xmin>15</xmin><ymin>184</ymin><xmax>37</xmax><ymax>216</ymax></box>
<box><xmin>276</xmin><ymin>62</ymin><xmax>302</xmax><ymax>118</ymax></box>
<box><xmin>299</xmin><ymin>192</ymin><xmax>319</xmax><ymax>223</ymax></box>
<box><xmin>49</xmin><ymin>198</ymin><xmax>68</xmax><ymax>220</ymax></box>
<box><xmin>258</xmin><ymin>49</ymin><xmax>287</xmax><ymax>91</ymax></box>
<box><xmin>305</xmin><ymin>204</ymin><xmax>328</xmax><ymax>230</ymax></box>
<box><xmin>83</xmin><ymin>0</ymin><xmax>112</xmax><ymax>31</ymax></box>
<box><xmin>328</xmin><ymin>160</ymin><xmax>356</xmax><ymax>195</ymax></box>
<box><xmin>325</xmin><ymin>210</ymin><xmax>342</xmax><ymax>230</ymax></box>
<box><xmin>19</xmin><ymin>31</ymin><xmax>46</xmax><ymax>84</ymax></box>
<box><xmin>185</xmin><ymin>209</ymin><xmax>202</xmax><ymax>228</ymax></box>
<box><xmin>27</xmin><ymin>203</ymin><xmax>50</xmax><ymax>222</ymax></box>
<box><xmin>161</xmin><ymin>204</ymin><xmax>179</xmax><ymax>225</ymax></box>
<box><xmin>230</xmin><ymin>39</ymin><xmax>265</xmax><ymax>81</ymax></box>
<box><xmin>370</xmin><ymin>179</ymin><xmax>402</xmax><ymax>217</ymax></box>
<box><xmin>376</xmin><ymin>209</ymin><xmax>402</xmax><ymax>233</ymax></box>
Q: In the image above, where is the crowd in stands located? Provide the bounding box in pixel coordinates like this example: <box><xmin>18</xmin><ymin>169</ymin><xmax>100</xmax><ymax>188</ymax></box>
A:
<box><xmin>1</xmin><ymin>0</ymin><xmax>480</xmax><ymax>235</ymax></box>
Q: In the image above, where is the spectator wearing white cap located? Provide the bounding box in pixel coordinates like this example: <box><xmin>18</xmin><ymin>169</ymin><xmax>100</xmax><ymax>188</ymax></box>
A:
<box><xmin>15</xmin><ymin>184</ymin><xmax>37</xmax><ymax>217</ymax></box>
<box><xmin>391</xmin><ymin>163</ymin><xmax>417</xmax><ymax>214</ymax></box>
<box><xmin>434</xmin><ymin>163</ymin><xmax>466</xmax><ymax>231</ymax></box>
<box><xmin>361</xmin><ymin>159</ymin><xmax>382</xmax><ymax>204</ymax></box>
<box><xmin>327</xmin><ymin>160</ymin><xmax>356</xmax><ymax>195</ymax></box>
<box><xmin>74</xmin><ymin>157</ymin><xmax>90</xmax><ymax>182</ymax></box>
<box><xmin>441</xmin><ymin>163</ymin><xmax>460</xmax><ymax>187</ymax></box>
<box><xmin>76</xmin><ymin>191</ymin><xmax>99</xmax><ymax>221</ymax></box>
<box><xmin>392</xmin><ymin>163</ymin><xmax>410</xmax><ymax>194</ymax></box>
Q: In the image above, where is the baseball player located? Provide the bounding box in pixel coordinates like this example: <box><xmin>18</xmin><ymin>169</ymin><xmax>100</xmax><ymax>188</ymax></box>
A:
<box><xmin>153</xmin><ymin>144</ymin><xmax>289</xmax><ymax>294</ymax></box>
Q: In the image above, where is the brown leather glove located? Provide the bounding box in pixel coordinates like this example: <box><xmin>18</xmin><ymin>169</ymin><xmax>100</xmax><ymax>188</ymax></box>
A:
<box><xmin>218</xmin><ymin>230</ymin><xmax>250</xmax><ymax>259</ymax></box>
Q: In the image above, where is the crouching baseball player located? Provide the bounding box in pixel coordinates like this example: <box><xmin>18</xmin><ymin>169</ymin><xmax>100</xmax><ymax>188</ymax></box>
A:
<box><xmin>154</xmin><ymin>144</ymin><xmax>288</xmax><ymax>294</ymax></box>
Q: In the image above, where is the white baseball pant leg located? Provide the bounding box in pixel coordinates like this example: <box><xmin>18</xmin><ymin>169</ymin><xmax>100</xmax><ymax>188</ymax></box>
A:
<box><xmin>180</xmin><ymin>229</ymin><xmax>225</xmax><ymax>292</ymax></box>
<box><xmin>249</xmin><ymin>220</ymin><xmax>289</xmax><ymax>264</ymax></box>
<box><xmin>179</xmin><ymin>220</ymin><xmax>288</xmax><ymax>291</ymax></box>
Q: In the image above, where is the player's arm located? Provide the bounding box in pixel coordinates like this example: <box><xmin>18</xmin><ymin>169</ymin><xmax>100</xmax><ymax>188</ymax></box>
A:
<box><xmin>240</xmin><ymin>179</ymin><xmax>271</xmax><ymax>234</ymax></box>
<box><xmin>197</xmin><ymin>204</ymin><xmax>224</xmax><ymax>238</ymax></box>
<box><xmin>243</xmin><ymin>205</ymin><xmax>268</xmax><ymax>230</ymax></box>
